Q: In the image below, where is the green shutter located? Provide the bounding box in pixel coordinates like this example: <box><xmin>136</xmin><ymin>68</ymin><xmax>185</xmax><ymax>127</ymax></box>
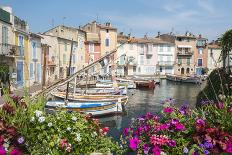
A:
<box><xmin>187</xmin><ymin>58</ymin><xmax>190</xmax><ymax>65</ymax></box>
<box><xmin>178</xmin><ymin>58</ymin><xmax>182</xmax><ymax>64</ymax></box>
<box><xmin>0</xmin><ymin>9</ymin><xmax>11</xmax><ymax>24</ymax></box>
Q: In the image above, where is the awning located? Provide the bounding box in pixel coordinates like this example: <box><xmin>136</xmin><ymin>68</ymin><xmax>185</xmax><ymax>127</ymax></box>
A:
<box><xmin>177</xmin><ymin>45</ymin><xmax>192</xmax><ymax>48</ymax></box>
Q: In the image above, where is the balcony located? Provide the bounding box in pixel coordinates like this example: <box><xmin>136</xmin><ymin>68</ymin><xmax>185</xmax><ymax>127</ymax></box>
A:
<box><xmin>177</xmin><ymin>51</ymin><xmax>193</xmax><ymax>56</ymax></box>
<box><xmin>157</xmin><ymin>61</ymin><xmax>174</xmax><ymax>66</ymax></box>
<box><xmin>127</xmin><ymin>56</ymin><xmax>137</xmax><ymax>66</ymax></box>
<box><xmin>0</xmin><ymin>43</ymin><xmax>24</xmax><ymax>57</ymax></box>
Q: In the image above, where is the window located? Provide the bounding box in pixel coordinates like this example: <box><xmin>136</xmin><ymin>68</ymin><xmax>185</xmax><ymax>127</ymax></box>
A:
<box><xmin>159</xmin><ymin>56</ymin><xmax>163</xmax><ymax>62</ymax></box>
<box><xmin>106</xmin><ymin>29</ymin><xmax>109</xmax><ymax>33</ymax></box>
<box><xmin>30</xmin><ymin>63</ymin><xmax>33</xmax><ymax>78</ymax></box>
<box><xmin>198</xmin><ymin>59</ymin><xmax>203</xmax><ymax>66</ymax></box>
<box><xmin>133</xmin><ymin>66</ymin><xmax>136</xmax><ymax>72</ymax></box>
<box><xmin>160</xmin><ymin>45</ymin><xmax>163</xmax><ymax>52</ymax></box>
<box><xmin>140</xmin><ymin>55</ymin><xmax>144</xmax><ymax>65</ymax></box>
<box><xmin>198</xmin><ymin>48</ymin><xmax>203</xmax><ymax>54</ymax></box>
<box><xmin>2</xmin><ymin>26</ymin><xmax>8</xmax><ymax>44</ymax></box>
<box><xmin>140</xmin><ymin>44</ymin><xmax>144</xmax><ymax>54</ymax></box>
<box><xmin>105</xmin><ymin>39</ymin><xmax>109</xmax><ymax>47</ymax></box>
<box><xmin>64</xmin><ymin>42</ymin><xmax>67</xmax><ymax>51</ymax></box>
<box><xmin>186</xmin><ymin>57</ymin><xmax>190</xmax><ymax>65</ymax></box>
<box><xmin>32</xmin><ymin>42</ymin><xmax>36</xmax><ymax>59</ymax></box>
<box><xmin>130</xmin><ymin>44</ymin><xmax>133</xmax><ymax>50</ymax></box>
<box><xmin>81</xmin><ymin>56</ymin><xmax>83</xmax><ymax>60</ymax></box>
<box><xmin>148</xmin><ymin>45</ymin><xmax>152</xmax><ymax>52</ymax></box>
<box><xmin>178</xmin><ymin>57</ymin><xmax>182</xmax><ymax>64</ymax></box>
<box><xmin>72</xmin><ymin>54</ymin><xmax>76</xmax><ymax>63</ymax></box>
<box><xmin>160</xmin><ymin>67</ymin><xmax>163</xmax><ymax>72</ymax></box>
<box><xmin>167</xmin><ymin>56</ymin><xmax>172</xmax><ymax>62</ymax></box>
<box><xmin>147</xmin><ymin>58</ymin><xmax>151</xmax><ymax>65</ymax></box>
<box><xmin>167</xmin><ymin>45</ymin><xmax>171</xmax><ymax>52</ymax></box>
<box><xmin>63</xmin><ymin>54</ymin><xmax>66</xmax><ymax>65</ymax></box>
<box><xmin>16</xmin><ymin>61</ymin><xmax>24</xmax><ymax>85</ymax></box>
<box><xmin>18</xmin><ymin>35</ymin><xmax>24</xmax><ymax>56</ymax></box>
<box><xmin>89</xmin><ymin>43</ymin><xmax>94</xmax><ymax>53</ymax></box>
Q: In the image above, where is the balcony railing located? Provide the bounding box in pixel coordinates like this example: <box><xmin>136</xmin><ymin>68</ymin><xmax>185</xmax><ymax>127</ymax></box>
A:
<box><xmin>177</xmin><ymin>51</ymin><xmax>193</xmax><ymax>56</ymax></box>
<box><xmin>157</xmin><ymin>61</ymin><xmax>174</xmax><ymax>66</ymax></box>
<box><xmin>0</xmin><ymin>43</ymin><xmax>24</xmax><ymax>57</ymax></box>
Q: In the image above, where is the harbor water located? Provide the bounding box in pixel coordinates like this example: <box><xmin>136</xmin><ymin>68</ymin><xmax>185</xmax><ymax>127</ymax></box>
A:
<box><xmin>100</xmin><ymin>79</ymin><xmax>206</xmax><ymax>140</ymax></box>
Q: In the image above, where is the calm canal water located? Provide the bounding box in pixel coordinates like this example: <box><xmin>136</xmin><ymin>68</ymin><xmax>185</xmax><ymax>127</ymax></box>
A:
<box><xmin>100</xmin><ymin>79</ymin><xmax>206</xmax><ymax>140</ymax></box>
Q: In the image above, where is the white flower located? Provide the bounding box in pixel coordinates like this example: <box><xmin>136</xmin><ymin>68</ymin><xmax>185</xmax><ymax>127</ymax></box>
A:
<box><xmin>91</xmin><ymin>131</ymin><xmax>98</xmax><ymax>137</ymax></box>
<box><xmin>160</xmin><ymin>151</ymin><xmax>167</xmax><ymax>155</ymax></box>
<box><xmin>30</xmin><ymin>117</ymin><xmax>35</xmax><ymax>122</ymax></box>
<box><xmin>71</xmin><ymin>116</ymin><xmax>77</xmax><ymax>121</ymax></box>
<box><xmin>48</xmin><ymin>122</ymin><xmax>52</xmax><ymax>127</ymax></box>
<box><xmin>35</xmin><ymin>110</ymin><xmax>43</xmax><ymax>117</ymax></box>
<box><xmin>67</xmin><ymin>127</ymin><xmax>71</xmax><ymax>131</ymax></box>
<box><xmin>75</xmin><ymin>133</ymin><xmax>81</xmax><ymax>142</ymax></box>
<box><xmin>38</xmin><ymin>116</ymin><xmax>45</xmax><ymax>123</ymax></box>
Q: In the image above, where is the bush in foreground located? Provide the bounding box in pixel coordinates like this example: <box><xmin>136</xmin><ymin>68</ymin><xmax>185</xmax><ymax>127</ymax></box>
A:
<box><xmin>0</xmin><ymin>94</ymin><xmax>121</xmax><ymax>154</ymax></box>
<box><xmin>121</xmin><ymin>97</ymin><xmax>232</xmax><ymax>155</ymax></box>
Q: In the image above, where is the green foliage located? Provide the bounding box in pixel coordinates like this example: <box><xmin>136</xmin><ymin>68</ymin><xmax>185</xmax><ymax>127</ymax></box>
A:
<box><xmin>0</xmin><ymin>93</ymin><xmax>122</xmax><ymax>154</ymax></box>
<box><xmin>196</xmin><ymin>68</ymin><xmax>232</xmax><ymax>106</ymax></box>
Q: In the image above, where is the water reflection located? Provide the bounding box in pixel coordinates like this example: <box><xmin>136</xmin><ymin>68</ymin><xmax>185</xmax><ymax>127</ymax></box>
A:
<box><xmin>100</xmin><ymin>79</ymin><xmax>205</xmax><ymax>140</ymax></box>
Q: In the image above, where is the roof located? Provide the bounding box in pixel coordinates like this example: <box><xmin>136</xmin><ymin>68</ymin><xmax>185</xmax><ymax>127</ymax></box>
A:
<box><xmin>135</xmin><ymin>37</ymin><xmax>174</xmax><ymax>44</ymax></box>
<box><xmin>176</xmin><ymin>35</ymin><xmax>196</xmax><ymax>39</ymax></box>
<box><xmin>43</xmin><ymin>25</ymin><xmax>86</xmax><ymax>34</ymax></box>
<box><xmin>97</xmin><ymin>25</ymin><xmax>117</xmax><ymax>30</ymax></box>
<box><xmin>30</xmin><ymin>32</ymin><xmax>43</xmax><ymax>39</ymax></box>
<box><xmin>208</xmin><ymin>44</ymin><xmax>221</xmax><ymax>49</ymax></box>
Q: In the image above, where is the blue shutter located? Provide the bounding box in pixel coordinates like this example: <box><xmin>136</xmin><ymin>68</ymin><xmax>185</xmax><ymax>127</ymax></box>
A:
<box><xmin>17</xmin><ymin>61</ymin><xmax>24</xmax><ymax>86</ymax></box>
<box><xmin>37</xmin><ymin>63</ymin><xmax>41</xmax><ymax>82</ymax></box>
<box><xmin>30</xmin><ymin>63</ymin><xmax>33</xmax><ymax>78</ymax></box>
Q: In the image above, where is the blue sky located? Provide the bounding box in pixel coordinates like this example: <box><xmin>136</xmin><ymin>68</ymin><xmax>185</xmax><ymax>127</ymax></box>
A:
<box><xmin>1</xmin><ymin>0</ymin><xmax>232</xmax><ymax>41</ymax></box>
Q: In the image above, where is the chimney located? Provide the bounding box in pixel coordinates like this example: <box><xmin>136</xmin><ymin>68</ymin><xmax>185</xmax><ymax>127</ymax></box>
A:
<box><xmin>157</xmin><ymin>31</ymin><xmax>160</xmax><ymax>37</ymax></box>
<box><xmin>128</xmin><ymin>33</ymin><xmax>131</xmax><ymax>38</ymax></box>
<box><xmin>119</xmin><ymin>32</ymin><xmax>124</xmax><ymax>35</ymax></box>
<box><xmin>199</xmin><ymin>34</ymin><xmax>202</xmax><ymax>38</ymax></box>
<box><xmin>105</xmin><ymin>22</ymin><xmax>111</xmax><ymax>27</ymax></box>
<box><xmin>144</xmin><ymin>34</ymin><xmax>148</xmax><ymax>39</ymax></box>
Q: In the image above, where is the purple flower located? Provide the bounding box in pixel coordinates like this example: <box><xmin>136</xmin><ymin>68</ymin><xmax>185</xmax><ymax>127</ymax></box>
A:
<box><xmin>123</xmin><ymin>128</ymin><xmax>129</xmax><ymax>136</ymax></box>
<box><xmin>17</xmin><ymin>136</ymin><xmax>25</xmax><ymax>144</ymax></box>
<box><xmin>196</xmin><ymin>119</ymin><xmax>205</xmax><ymax>126</ymax></box>
<box><xmin>163</xmin><ymin>107</ymin><xmax>174</xmax><ymax>114</ymax></box>
<box><xmin>199</xmin><ymin>143</ymin><xmax>205</xmax><ymax>148</ymax></box>
<box><xmin>183</xmin><ymin>147</ymin><xmax>189</xmax><ymax>154</ymax></box>
<box><xmin>0</xmin><ymin>146</ymin><xmax>6</xmax><ymax>155</ymax></box>
<box><xmin>168</xmin><ymin>140</ymin><xmax>176</xmax><ymax>147</ymax></box>
<box><xmin>143</xmin><ymin>144</ymin><xmax>150</xmax><ymax>155</ymax></box>
<box><xmin>203</xmin><ymin>150</ymin><xmax>210</xmax><ymax>155</ymax></box>
<box><xmin>152</xmin><ymin>145</ymin><xmax>161</xmax><ymax>155</ymax></box>
<box><xmin>192</xmin><ymin>151</ymin><xmax>199</xmax><ymax>155</ymax></box>
<box><xmin>129</xmin><ymin>137</ymin><xmax>140</xmax><ymax>151</ymax></box>
<box><xmin>175</xmin><ymin>123</ymin><xmax>185</xmax><ymax>131</ymax></box>
<box><xmin>171</xmin><ymin>119</ymin><xmax>179</xmax><ymax>125</ymax></box>
<box><xmin>204</xmin><ymin>142</ymin><xmax>213</xmax><ymax>149</ymax></box>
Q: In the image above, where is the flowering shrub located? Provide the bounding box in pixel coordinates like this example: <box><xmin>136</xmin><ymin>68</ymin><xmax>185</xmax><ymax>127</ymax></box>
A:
<box><xmin>0</xmin><ymin>94</ymin><xmax>122</xmax><ymax>154</ymax></box>
<box><xmin>121</xmin><ymin>97</ymin><xmax>232</xmax><ymax>155</ymax></box>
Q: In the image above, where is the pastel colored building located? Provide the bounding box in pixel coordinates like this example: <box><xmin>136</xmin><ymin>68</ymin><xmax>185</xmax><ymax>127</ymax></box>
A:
<box><xmin>43</xmin><ymin>25</ymin><xmax>86</xmax><ymax>79</ymax></box>
<box><xmin>28</xmin><ymin>33</ymin><xmax>42</xmax><ymax>86</ymax></box>
<box><xmin>174</xmin><ymin>33</ymin><xmax>196</xmax><ymax>75</ymax></box>
<box><xmin>0</xmin><ymin>7</ymin><xmax>15</xmax><ymax>90</ymax></box>
<box><xmin>207</xmin><ymin>41</ymin><xmax>222</xmax><ymax>73</ymax></box>
<box><xmin>195</xmin><ymin>35</ymin><xmax>208</xmax><ymax>75</ymax></box>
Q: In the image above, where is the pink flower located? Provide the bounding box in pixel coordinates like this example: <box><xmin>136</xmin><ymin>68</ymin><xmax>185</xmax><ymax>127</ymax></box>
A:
<box><xmin>163</xmin><ymin>107</ymin><xmax>174</xmax><ymax>114</ymax></box>
<box><xmin>0</xmin><ymin>146</ymin><xmax>6</xmax><ymax>155</ymax></box>
<box><xmin>216</xmin><ymin>102</ymin><xmax>224</xmax><ymax>109</ymax></box>
<box><xmin>129</xmin><ymin>137</ymin><xmax>140</xmax><ymax>150</ymax></box>
<box><xmin>171</xmin><ymin>119</ymin><xmax>179</xmax><ymax>125</ymax></box>
<box><xmin>152</xmin><ymin>145</ymin><xmax>161</xmax><ymax>155</ymax></box>
<box><xmin>157</xmin><ymin>124</ymin><xmax>169</xmax><ymax>131</ymax></box>
<box><xmin>10</xmin><ymin>149</ymin><xmax>20</xmax><ymax>155</ymax></box>
<box><xmin>168</xmin><ymin>140</ymin><xmax>176</xmax><ymax>147</ymax></box>
<box><xmin>196</xmin><ymin>119</ymin><xmax>205</xmax><ymax>126</ymax></box>
<box><xmin>175</xmin><ymin>123</ymin><xmax>185</xmax><ymax>131</ymax></box>
<box><xmin>123</xmin><ymin>128</ymin><xmax>130</xmax><ymax>136</ymax></box>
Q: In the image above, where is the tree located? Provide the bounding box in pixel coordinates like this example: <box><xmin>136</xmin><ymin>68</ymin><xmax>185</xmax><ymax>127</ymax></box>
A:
<box><xmin>220</xmin><ymin>29</ymin><xmax>232</xmax><ymax>70</ymax></box>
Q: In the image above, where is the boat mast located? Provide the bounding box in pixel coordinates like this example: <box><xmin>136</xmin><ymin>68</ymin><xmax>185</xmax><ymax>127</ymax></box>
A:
<box><xmin>65</xmin><ymin>39</ymin><xmax>74</xmax><ymax>104</ymax></box>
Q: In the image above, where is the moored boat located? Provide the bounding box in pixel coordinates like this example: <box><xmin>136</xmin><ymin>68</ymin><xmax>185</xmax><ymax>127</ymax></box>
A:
<box><xmin>166</xmin><ymin>74</ymin><xmax>202</xmax><ymax>84</ymax></box>
<box><xmin>51</xmin><ymin>92</ymin><xmax>129</xmax><ymax>105</ymax></box>
<box><xmin>45</xmin><ymin>100</ymin><xmax>123</xmax><ymax>116</ymax></box>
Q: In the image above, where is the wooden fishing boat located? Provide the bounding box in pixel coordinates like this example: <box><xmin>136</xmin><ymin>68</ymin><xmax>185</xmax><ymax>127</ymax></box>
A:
<box><xmin>51</xmin><ymin>92</ymin><xmax>129</xmax><ymax>105</ymax></box>
<box><xmin>134</xmin><ymin>80</ymin><xmax>155</xmax><ymax>89</ymax></box>
<box><xmin>45</xmin><ymin>100</ymin><xmax>123</xmax><ymax>116</ymax></box>
<box><xmin>166</xmin><ymin>74</ymin><xmax>202</xmax><ymax>84</ymax></box>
